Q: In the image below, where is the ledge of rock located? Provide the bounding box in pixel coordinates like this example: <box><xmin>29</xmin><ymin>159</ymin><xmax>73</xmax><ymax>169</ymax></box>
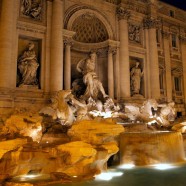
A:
<box><xmin>1</xmin><ymin>114</ymin><xmax>43</xmax><ymax>142</ymax></box>
<box><xmin>68</xmin><ymin>118</ymin><xmax>125</xmax><ymax>146</ymax></box>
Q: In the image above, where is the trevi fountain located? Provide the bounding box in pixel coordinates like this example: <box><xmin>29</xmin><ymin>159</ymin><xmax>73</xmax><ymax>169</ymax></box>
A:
<box><xmin>1</xmin><ymin>51</ymin><xmax>186</xmax><ymax>186</ymax></box>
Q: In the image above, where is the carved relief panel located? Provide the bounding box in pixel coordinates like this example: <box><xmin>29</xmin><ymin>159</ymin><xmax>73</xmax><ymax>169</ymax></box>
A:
<box><xmin>128</xmin><ymin>24</ymin><xmax>141</xmax><ymax>44</ymax></box>
<box><xmin>19</xmin><ymin>0</ymin><xmax>45</xmax><ymax>23</ymax></box>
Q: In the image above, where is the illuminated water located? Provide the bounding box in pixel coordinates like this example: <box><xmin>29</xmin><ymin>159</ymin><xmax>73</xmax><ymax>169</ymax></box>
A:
<box><xmin>120</xmin><ymin>131</ymin><xmax>185</xmax><ymax>166</ymax></box>
<box><xmin>11</xmin><ymin>163</ymin><xmax>186</xmax><ymax>186</ymax></box>
<box><xmin>47</xmin><ymin>163</ymin><xmax>186</xmax><ymax>186</ymax></box>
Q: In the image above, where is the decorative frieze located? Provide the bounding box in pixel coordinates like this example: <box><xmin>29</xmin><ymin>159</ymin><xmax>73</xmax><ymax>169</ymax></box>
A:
<box><xmin>116</xmin><ymin>6</ymin><xmax>130</xmax><ymax>20</ymax></box>
<box><xmin>129</xmin><ymin>24</ymin><xmax>141</xmax><ymax>43</ymax></box>
<box><xmin>17</xmin><ymin>23</ymin><xmax>46</xmax><ymax>34</ymax></box>
<box><xmin>143</xmin><ymin>16</ymin><xmax>161</xmax><ymax>29</ymax></box>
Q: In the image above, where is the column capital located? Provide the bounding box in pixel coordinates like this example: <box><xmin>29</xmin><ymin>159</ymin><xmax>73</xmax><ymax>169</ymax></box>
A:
<box><xmin>116</xmin><ymin>6</ymin><xmax>130</xmax><ymax>21</ymax></box>
<box><xmin>162</xmin><ymin>31</ymin><xmax>170</xmax><ymax>39</ymax></box>
<box><xmin>179</xmin><ymin>35</ymin><xmax>186</xmax><ymax>44</ymax></box>
<box><xmin>64</xmin><ymin>37</ymin><xmax>73</xmax><ymax>46</ymax></box>
<box><xmin>107</xmin><ymin>46</ymin><xmax>117</xmax><ymax>55</ymax></box>
<box><xmin>143</xmin><ymin>16</ymin><xmax>161</xmax><ymax>29</ymax></box>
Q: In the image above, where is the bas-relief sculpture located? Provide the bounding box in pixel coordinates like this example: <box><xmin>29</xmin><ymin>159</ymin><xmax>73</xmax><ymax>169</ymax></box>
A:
<box><xmin>130</xmin><ymin>61</ymin><xmax>143</xmax><ymax>96</ymax></box>
<box><xmin>21</xmin><ymin>0</ymin><xmax>42</xmax><ymax>20</ymax></box>
<box><xmin>17</xmin><ymin>42</ymin><xmax>39</xmax><ymax>87</ymax></box>
<box><xmin>129</xmin><ymin>24</ymin><xmax>140</xmax><ymax>43</ymax></box>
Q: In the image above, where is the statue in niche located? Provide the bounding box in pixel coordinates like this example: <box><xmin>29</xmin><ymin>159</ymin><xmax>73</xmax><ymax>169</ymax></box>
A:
<box><xmin>17</xmin><ymin>42</ymin><xmax>39</xmax><ymax>87</ymax></box>
<box><xmin>75</xmin><ymin>53</ymin><xmax>108</xmax><ymax>102</ymax></box>
<box><xmin>130</xmin><ymin>61</ymin><xmax>143</xmax><ymax>95</ymax></box>
<box><xmin>21</xmin><ymin>0</ymin><xmax>42</xmax><ymax>20</ymax></box>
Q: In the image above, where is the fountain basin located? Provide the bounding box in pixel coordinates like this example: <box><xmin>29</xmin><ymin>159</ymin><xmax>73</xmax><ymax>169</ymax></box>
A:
<box><xmin>120</xmin><ymin>131</ymin><xmax>185</xmax><ymax>166</ymax></box>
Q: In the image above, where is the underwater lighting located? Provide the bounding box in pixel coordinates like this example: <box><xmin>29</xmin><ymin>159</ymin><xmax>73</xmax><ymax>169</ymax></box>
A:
<box><xmin>119</xmin><ymin>163</ymin><xmax>135</xmax><ymax>169</ymax></box>
<box><xmin>95</xmin><ymin>171</ymin><xmax>123</xmax><ymax>181</ymax></box>
<box><xmin>14</xmin><ymin>174</ymin><xmax>40</xmax><ymax>182</ymax></box>
<box><xmin>24</xmin><ymin>174</ymin><xmax>38</xmax><ymax>178</ymax></box>
<box><xmin>152</xmin><ymin>164</ymin><xmax>176</xmax><ymax>170</ymax></box>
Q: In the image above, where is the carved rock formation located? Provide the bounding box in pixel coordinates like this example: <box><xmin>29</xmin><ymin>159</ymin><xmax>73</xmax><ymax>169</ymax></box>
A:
<box><xmin>1</xmin><ymin>114</ymin><xmax>43</xmax><ymax>142</ymax></box>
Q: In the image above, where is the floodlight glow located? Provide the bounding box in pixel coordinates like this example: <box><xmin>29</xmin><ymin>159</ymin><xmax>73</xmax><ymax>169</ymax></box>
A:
<box><xmin>152</xmin><ymin>163</ymin><xmax>176</xmax><ymax>170</ymax></box>
<box><xmin>119</xmin><ymin>163</ymin><xmax>135</xmax><ymax>169</ymax></box>
<box><xmin>24</xmin><ymin>174</ymin><xmax>38</xmax><ymax>178</ymax></box>
<box><xmin>95</xmin><ymin>171</ymin><xmax>123</xmax><ymax>181</ymax></box>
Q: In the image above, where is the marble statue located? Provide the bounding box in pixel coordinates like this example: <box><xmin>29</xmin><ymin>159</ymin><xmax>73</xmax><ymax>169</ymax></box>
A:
<box><xmin>17</xmin><ymin>43</ymin><xmax>39</xmax><ymax>87</ymax></box>
<box><xmin>21</xmin><ymin>0</ymin><xmax>42</xmax><ymax>20</ymax></box>
<box><xmin>39</xmin><ymin>90</ymin><xmax>87</xmax><ymax>125</ymax></box>
<box><xmin>76</xmin><ymin>53</ymin><xmax>108</xmax><ymax>102</ymax></box>
<box><xmin>130</xmin><ymin>61</ymin><xmax>143</xmax><ymax>95</ymax></box>
<box><xmin>156</xmin><ymin>101</ymin><xmax>176</xmax><ymax>126</ymax></box>
<box><xmin>124</xmin><ymin>99</ymin><xmax>158</xmax><ymax>122</ymax></box>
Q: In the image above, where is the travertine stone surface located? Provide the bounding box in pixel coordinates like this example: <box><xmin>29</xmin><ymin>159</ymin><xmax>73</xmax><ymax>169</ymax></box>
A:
<box><xmin>68</xmin><ymin>119</ymin><xmax>124</xmax><ymax>145</ymax></box>
<box><xmin>50</xmin><ymin>0</ymin><xmax>64</xmax><ymax>91</ymax></box>
<box><xmin>2</xmin><ymin>114</ymin><xmax>43</xmax><ymax>142</ymax></box>
<box><xmin>0</xmin><ymin>138</ymin><xmax>28</xmax><ymax>159</ymax></box>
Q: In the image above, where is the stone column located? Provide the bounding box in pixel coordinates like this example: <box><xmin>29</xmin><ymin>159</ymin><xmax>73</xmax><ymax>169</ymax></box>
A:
<box><xmin>0</xmin><ymin>0</ymin><xmax>17</xmax><ymax>89</ymax></box>
<box><xmin>64</xmin><ymin>38</ymin><xmax>72</xmax><ymax>90</ymax></box>
<box><xmin>163</xmin><ymin>31</ymin><xmax>172</xmax><ymax>102</ymax></box>
<box><xmin>107</xmin><ymin>47</ymin><xmax>115</xmax><ymax>98</ymax></box>
<box><xmin>180</xmin><ymin>36</ymin><xmax>186</xmax><ymax>105</ymax></box>
<box><xmin>45</xmin><ymin>0</ymin><xmax>52</xmax><ymax>92</ymax></box>
<box><xmin>115</xmin><ymin>48</ymin><xmax>120</xmax><ymax>100</ymax></box>
<box><xmin>50</xmin><ymin>0</ymin><xmax>64</xmax><ymax>92</ymax></box>
<box><xmin>143</xmin><ymin>16</ymin><xmax>160</xmax><ymax>99</ymax></box>
<box><xmin>116</xmin><ymin>7</ymin><xmax>131</xmax><ymax>99</ymax></box>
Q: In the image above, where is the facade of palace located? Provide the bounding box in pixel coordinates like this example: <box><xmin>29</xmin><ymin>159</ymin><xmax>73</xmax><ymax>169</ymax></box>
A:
<box><xmin>0</xmin><ymin>0</ymin><xmax>186</xmax><ymax>116</ymax></box>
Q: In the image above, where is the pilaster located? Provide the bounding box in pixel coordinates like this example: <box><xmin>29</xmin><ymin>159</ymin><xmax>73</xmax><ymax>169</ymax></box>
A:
<box><xmin>0</xmin><ymin>0</ymin><xmax>17</xmax><ymax>89</ymax></box>
<box><xmin>50</xmin><ymin>0</ymin><xmax>64</xmax><ymax>92</ymax></box>
<box><xmin>116</xmin><ymin>6</ymin><xmax>131</xmax><ymax>99</ymax></box>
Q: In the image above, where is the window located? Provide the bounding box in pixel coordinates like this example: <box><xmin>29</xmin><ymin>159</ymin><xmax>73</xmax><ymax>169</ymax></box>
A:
<box><xmin>170</xmin><ymin>10</ymin><xmax>175</xmax><ymax>18</ymax></box>
<box><xmin>172</xmin><ymin>34</ymin><xmax>177</xmax><ymax>48</ymax></box>
<box><xmin>174</xmin><ymin>77</ymin><xmax>181</xmax><ymax>91</ymax></box>
<box><xmin>159</xmin><ymin>73</ymin><xmax>164</xmax><ymax>90</ymax></box>
<box><xmin>156</xmin><ymin>30</ymin><xmax>160</xmax><ymax>44</ymax></box>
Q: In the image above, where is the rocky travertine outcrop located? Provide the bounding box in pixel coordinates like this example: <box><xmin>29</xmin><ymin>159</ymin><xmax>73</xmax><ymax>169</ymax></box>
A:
<box><xmin>172</xmin><ymin>122</ymin><xmax>186</xmax><ymax>133</ymax></box>
<box><xmin>0</xmin><ymin>117</ymin><xmax>124</xmax><ymax>184</ymax></box>
<box><xmin>1</xmin><ymin>114</ymin><xmax>43</xmax><ymax>142</ymax></box>
<box><xmin>68</xmin><ymin>119</ymin><xmax>124</xmax><ymax>172</ymax></box>
<box><xmin>0</xmin><ymin>138</ymin><xmax>28</xmax><ymax>159</ymax></box>
<box><xmin>68</xmin><ymin>118</ymin><xmax>124</xmax><ymax>145</ymax></box>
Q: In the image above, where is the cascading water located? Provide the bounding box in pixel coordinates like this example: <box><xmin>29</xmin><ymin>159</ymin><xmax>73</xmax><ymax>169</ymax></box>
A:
<box><xmin>120</xmin><ymin>131</ymin><xmax>185</xmax><ymax>166</ymax></box>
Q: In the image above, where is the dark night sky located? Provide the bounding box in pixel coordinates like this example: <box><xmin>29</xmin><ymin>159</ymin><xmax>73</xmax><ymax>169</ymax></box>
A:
<box><xmin>161</xmin><ymin>0</ymin><xmax>186</xmax><ymax>11</ymax></box>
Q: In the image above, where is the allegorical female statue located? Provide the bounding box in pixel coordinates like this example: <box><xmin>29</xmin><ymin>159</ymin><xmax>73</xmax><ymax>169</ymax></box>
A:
<box><xmin>17</xmin><ymin>43</ymin><xmax>39</xmax><ymax>87</ymax></box>
<box><xmin>130</xmin><ymin>61</ymin><xmax>143</xmax><ymax>95</ymax></box>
